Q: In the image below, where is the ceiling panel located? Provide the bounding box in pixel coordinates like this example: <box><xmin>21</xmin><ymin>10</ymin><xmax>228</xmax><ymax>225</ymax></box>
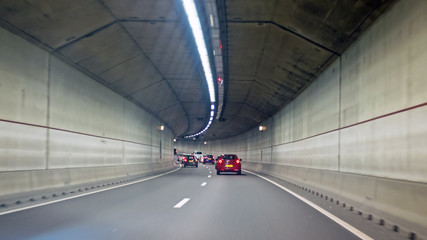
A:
<box><xmin>123</xmin><ymin>21</ymin><xmax>185</xmax><ymax>52</ymax></box>
<box><xmin>182</xmin><ymin>102</ymin><xmax>209</xmax><ymax>116</ymax></box>
<box><xmin>104</xmin><ymin>0</ymin><xmax>179</xmax><ymax>21</ymax></box>
<box><xmin>58</xmin><ymin>24</ymin><xmax>134</xmax><ymax>62</ymax></box>
<box><xmin>226</xmin><ymin>81</ymin><xmax>252</xmax><ymax>103</ymax></box>
<box><xmin>222</xmin><ymin>103</ymin><xmax>245</xmax><ymax>117</ymax></box>
<box><xmin>0</xmin><ymin>0</ymin><xmax>114</xmax><ymax>49</ymax></box>
<box><xmin>111</xmin><ymin>69</ymin><xmax>163</xmax><ymax>96</ymax></box>
<box><xmin>131</xmin><ymin>81</ymin><xmax>178</xmax><ymax>113</ymax></box>
<box><xmin>157</xmin><ymin>104</ymin><xmax>188</xmax><ymax>135</ymax></box>
<box><xmin>226</xmin><ymin>0</ymin><xmax>276</xmax><ymax>20</ymax></box>
<box><xmin>227</xmin><ymin>23</ymin><xmax>268</xmax><ymax>79</ymax></box>
<box><xmin>98</xmin><ymin>55</ymin><xmax>157</xmax><ymax>84</ymax></box>
<box><xmin>77</xmin><ymin>41</ymin><xmax>140</xmax><ymax>75</ymax></box>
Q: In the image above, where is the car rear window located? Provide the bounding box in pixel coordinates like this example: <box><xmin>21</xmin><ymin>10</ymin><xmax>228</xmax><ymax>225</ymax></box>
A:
<box><xmin>186</xmin><ymin>156</ymin><xmax>194</xmax><ymax>159</ymax></box>
<box><xmin>223</xmin><ymin>155</ymin><xmax>237</xmax><ymax>160</ymax></box>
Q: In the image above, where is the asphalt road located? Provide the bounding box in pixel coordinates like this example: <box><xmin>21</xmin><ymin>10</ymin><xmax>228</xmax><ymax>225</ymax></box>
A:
<box><xmin>0</xmin><ymin>164</ymin><xmax>364</xmax><ymax>240</ymax></box>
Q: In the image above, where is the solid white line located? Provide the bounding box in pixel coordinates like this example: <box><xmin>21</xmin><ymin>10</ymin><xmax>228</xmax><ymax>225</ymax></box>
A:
<box><xmin>244</xmin><ymin>170</ymin><xmax>373</xmax><ymax>240</ymax></box>
<box><xmin>174</xmin><ymin>198</ymin><xmax>190</xmax><ymax>208</ymax></box>
<box><xmin>0</xmin><ymin>166</ymin><xmax>181</xmax><ymax>216</ymax></box>
<box><xmin>201</xmin><ymin>182</ymin><xmax>207</xmax><ymax>186</ymax></box>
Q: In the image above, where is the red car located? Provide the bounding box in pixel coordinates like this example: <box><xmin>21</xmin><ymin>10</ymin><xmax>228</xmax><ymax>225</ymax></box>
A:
<box><xmin>216</xmin><ymin>154</ymin><xmax>242</xmax><ymax>175</ymax></box>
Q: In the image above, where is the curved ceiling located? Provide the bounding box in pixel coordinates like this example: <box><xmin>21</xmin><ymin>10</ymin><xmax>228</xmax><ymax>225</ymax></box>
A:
<box><xmin>0</xmin><ymin>0</ymin><xmax>396</xmax><ymax>140</ymax></box>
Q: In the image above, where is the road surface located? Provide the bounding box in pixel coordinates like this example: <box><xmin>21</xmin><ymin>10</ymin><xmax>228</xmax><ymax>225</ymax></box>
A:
<box><xmin>0</xmin><ymin>164</ymin><xmax>367</xmax><ymax>240</ymax></box>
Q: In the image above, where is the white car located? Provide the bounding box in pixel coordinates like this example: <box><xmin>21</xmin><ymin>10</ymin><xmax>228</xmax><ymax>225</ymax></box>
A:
<box><xmin>193</xmin><ymin>151</ymin><xmax>203</xmax><ymax>161</ymax></box>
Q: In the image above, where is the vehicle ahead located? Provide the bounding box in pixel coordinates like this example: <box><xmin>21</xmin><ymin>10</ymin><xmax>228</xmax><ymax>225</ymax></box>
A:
<box><xmin>203</xmin><ymin>155</ymin><xmax>214</xmax><ymax>164</ymax></box>
<box><xmin>193</xmin><ymin>151</ymin><xmax>203</xmax><ymax>162</ymax></box>
<box><xmin>216</xmin><ymin>154</ymin><xmax>242</xmax><ymax>175</ymax></box>
<box><xmin>183</xmin><ymin>155</ymin><xmax>198</xmax><ymax>168</ymax></box>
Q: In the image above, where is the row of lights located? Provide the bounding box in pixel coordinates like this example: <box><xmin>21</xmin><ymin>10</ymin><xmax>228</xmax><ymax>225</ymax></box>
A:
<box><xmin>182</xmin><ymin>0</ymin><xmax>216</xmax><ymax>139</ymax></box>
<box><xmin>185</xmin><ymin>104</ymin><xmax>215</xmax><ymax>139</ymax></box>
<box><xmin>174</xmin><ymin>125</ymin><xmax>265</xmax><ymax>143</ymax></box>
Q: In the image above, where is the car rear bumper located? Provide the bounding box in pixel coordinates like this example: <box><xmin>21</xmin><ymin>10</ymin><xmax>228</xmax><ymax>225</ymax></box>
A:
<box><xmin>217</xmin><ymin>167</ymin><xmax>241</xmax><ymax>172</ymax></box>
<box><xmin>184</xmin><ymin>162</ymin><xmax>198</xmax><ymax>166</ymax></box>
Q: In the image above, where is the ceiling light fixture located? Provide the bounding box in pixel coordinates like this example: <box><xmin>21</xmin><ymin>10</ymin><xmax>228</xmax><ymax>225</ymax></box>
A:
<box><xmin>182</xmin><ymin>0</ymin><xmax>215</xmax><ymax>103</ymax></box>
<box><xmin>182</xmin><ymin>0</ymin><xmax>216</xmax><ymax>139</ymax></box>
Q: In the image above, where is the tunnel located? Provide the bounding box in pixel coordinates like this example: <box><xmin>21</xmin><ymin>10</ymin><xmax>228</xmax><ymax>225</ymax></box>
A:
<box><xmin>0</xmin><ymin>0</ymin><xmax>426</xmax><ymax>239</ymax></box>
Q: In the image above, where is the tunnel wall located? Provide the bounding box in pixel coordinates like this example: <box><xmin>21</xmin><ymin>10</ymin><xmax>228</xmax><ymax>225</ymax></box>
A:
<box><xmin>176</xmin><ymin>0</ymin><xmax>427</xmax><ymax>236</ymax></box>
<box><xmin>0</xmin><ymin>27</ymin><xmax>175</xmax><ymax>197</ymax></box>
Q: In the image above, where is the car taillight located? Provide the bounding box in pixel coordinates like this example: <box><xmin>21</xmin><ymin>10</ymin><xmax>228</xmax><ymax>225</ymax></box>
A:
<box><xmin>218</xmin><ymin>160</ymin><xmax>223</xmax><ymax>164</ymax></box>
<box><xmin>183</xmin><ymin>158</ymin><xmax>187</xmax><ymax>162</ymax></box>
<box><xmin>236</xmin><ymin>160</ymin><xmax>240</xmax><ymax>164</ymax></box>
<box><xmin>196</xmin><ymin>159</ymin><xmax>198</xmax><ymax>162</ymax></box>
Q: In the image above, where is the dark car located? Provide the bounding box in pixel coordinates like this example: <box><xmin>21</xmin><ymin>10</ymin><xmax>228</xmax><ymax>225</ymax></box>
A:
<box><xmin>203</xmin><ymin>155</ymin><xmax>214</xmax><ymax>164</ymax></box>
<box><xmin>183</xmin><ymin>155</ymin><xmax>198</xmax><ymax>168</ymax></box>
<box><xmin>216</xmin><ymin>154</ymin><xmax>241</xmax><ymax>175</ymax></box>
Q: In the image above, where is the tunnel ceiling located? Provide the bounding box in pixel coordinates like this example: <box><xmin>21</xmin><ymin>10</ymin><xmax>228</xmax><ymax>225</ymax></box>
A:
<box><xmin>0</xmin><ymin>0</ymin><xmax>395</xmax><ymax>140</ymax></box>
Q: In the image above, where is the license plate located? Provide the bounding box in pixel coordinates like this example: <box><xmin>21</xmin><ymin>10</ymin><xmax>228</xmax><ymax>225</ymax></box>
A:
<box><xmin>226</xmin><ymin>164</ymin><xmax>233</xmax><ymax>167</ymax></box>
<box><xmin>189</xmin><ymin>160</ymin><xmax>193</xmax><ymax>162</ymax></box>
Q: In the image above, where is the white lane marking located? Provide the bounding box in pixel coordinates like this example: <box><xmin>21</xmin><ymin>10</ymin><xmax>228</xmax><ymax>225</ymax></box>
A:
<box><xmin>0</xmin><ymin>166</ymin><xmax>182</xmax><ymax>216</ymax></box>
<box><xmin>201</xmin><ymin>182</ymin><xmax>207</xmax><ymax>187</ymax></box>
<box><xmin>174</xmin><ymin>198</ymin><xmax>190</xmax><ymax>208</ymax></box>
<box><xmin>244</xmin><ymin>170</ymin><xmax>373</xmax><ymax>240</ymax></box>
<box><xmin>208</xmin><ymin>175</ymin><xmax>211</xmax><ymax>178</ymax></box>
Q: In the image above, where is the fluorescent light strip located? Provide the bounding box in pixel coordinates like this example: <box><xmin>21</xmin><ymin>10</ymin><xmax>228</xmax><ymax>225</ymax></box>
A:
<box><xmin>182</xmin><ymin>0</ymin><xmax>215</xmax><ymax>103</ymax></box>
<box><xmin>182</xmin><ymin>0</ymin><xmax>216</xmax><ymax>138</ymax></box>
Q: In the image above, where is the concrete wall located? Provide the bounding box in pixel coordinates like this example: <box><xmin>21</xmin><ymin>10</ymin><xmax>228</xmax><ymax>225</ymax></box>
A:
<box><xmin>0</xmin><ymin>26</ymin><xmax>174</xmax><ymax>196</ymax></box>
<box><xmin>176</xmin><ymin>0</ymin><xmax>427</xmax><ymax>237</ymax></box>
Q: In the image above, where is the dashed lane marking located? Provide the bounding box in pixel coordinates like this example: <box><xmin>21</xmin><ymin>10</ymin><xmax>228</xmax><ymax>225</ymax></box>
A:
<box><xmin>201</xmin><ymin>182</ymin><xmax>207</xmax><ymax>186</ymax></box>
<box><xmin>174</xmin><ymin>198</ymin><xmax>190</xmax><ymax>208</ymax></box>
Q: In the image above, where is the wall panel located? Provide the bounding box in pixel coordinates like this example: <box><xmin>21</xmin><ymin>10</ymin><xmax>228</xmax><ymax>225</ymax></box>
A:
<box><xmin>48</xmin><ymin>129</ymin><xmax>123</xmax><ymax>169</ymax></box>
<box><xmin>0</xmin><ymin>121</ymin><xmax>46</xmax><ymax>171</ymax></box>
<box><xmin>0</xmin><ymin>28</ymin><xmax>48</xmax><ymax>125</ymax></box>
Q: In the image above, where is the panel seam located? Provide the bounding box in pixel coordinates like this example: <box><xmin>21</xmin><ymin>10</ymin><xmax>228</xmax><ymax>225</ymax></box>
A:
<box><xmin>45</xmin><ymin>55</ymin><xmax>51</xmax><ymax>170</ymax></box>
